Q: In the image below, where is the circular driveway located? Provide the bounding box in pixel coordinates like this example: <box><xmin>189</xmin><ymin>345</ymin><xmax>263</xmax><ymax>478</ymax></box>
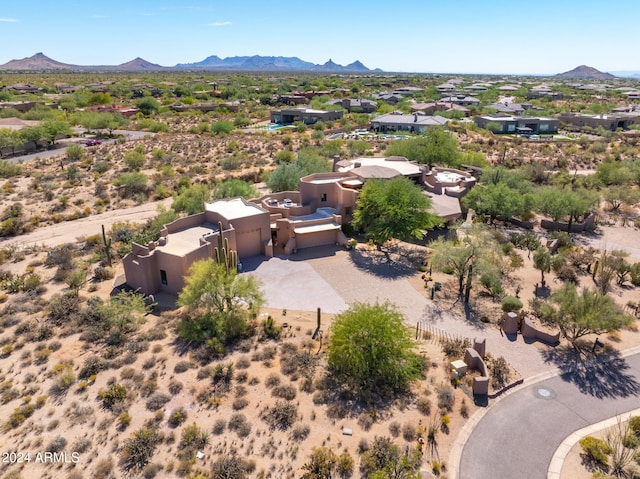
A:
<box><xmin>459</xmin><ymin>350</ymin><xmax>640</xmax><ymax>479</ymax></box>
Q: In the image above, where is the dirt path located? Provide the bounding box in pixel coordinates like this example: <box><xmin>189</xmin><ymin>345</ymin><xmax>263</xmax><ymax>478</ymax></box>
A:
<box><xmin>0</xmin><ymin>198</ymin><xmax>172</xmax><ymax>249</ymax></box>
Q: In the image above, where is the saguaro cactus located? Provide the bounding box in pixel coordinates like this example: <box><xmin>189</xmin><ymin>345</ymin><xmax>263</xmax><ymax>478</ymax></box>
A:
<box><xmin>214</xmin><ymin>221</ymin><xmax>238</xmax><ymax>272</ymax></box>
<box><xmin>102</xmin><ymin>224</ymin><xmax>112</xmax><ymax>267</ymax></box>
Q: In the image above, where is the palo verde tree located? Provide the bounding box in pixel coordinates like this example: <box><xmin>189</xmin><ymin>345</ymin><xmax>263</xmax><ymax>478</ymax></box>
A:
<box><xmin>533</xmin><ymin>247</ymin><xmax>552</xmax><ymax>287</ymax></box>
<box><xmin>539</xmin><ymin>283</ymin><xmax>633</xmax><ymax>345</ymax></box>
<box><xmin>327</xmin><ymin>301</ymin><xmax>425</xmax><ymax>401</ymax></box>
<box><xmin>385</xmin><ymin>127</ymin><xmax>460</xmax><ymax>167</ymax></box>
<box><xmin>352</xmin><ymin>176</ymin><xmax>441</xmax><ymax>247</ymax></box>
<box><xmin>177</xmin><ymin>258</ymin><xmax>263</xmax><ymax>354</ymax></box>
<box><xmin>428</xmin><ymin>224</ymin><xmax>504</xmax><ymax>303</ymax></box>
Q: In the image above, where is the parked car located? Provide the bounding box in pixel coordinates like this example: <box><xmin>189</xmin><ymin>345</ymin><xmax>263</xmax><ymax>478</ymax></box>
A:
<box><xmin>85</xmin><ymin>139</ymin><xmax>101</xmax><ymax>146</ymax></box>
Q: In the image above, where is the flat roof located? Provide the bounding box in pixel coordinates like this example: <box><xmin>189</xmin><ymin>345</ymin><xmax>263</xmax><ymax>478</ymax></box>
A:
<box><xmin>157</xmin><ymin>223</ymin><xmax>217</xmax><ymax>256</ymax></box>
<box><xmin>337</xmin><ymin>157</ymin><xmax>422</xmax><ymax>177</ymax></box>
<box><xmin>205</xmin><ymin>197</ymin><xmax>266</xmax><ymax>220</ymax></box>
<box><xmin>294</xmin><ymin>223</ymin><xmax>341</xmax><ymax>234</ymax></box>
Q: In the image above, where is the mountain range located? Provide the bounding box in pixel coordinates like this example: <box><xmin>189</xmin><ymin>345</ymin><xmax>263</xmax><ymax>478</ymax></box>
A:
<box><xmin>0</xmin><ymin>53</ymin><xmax>381</xmax><ymax>73</ymax></box>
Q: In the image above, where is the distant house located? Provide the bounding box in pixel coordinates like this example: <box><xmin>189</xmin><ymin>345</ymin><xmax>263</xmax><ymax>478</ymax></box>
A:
<box><xmin>558</xmin><ymin>112</ymin><xmax>640</xmax><ymax>131</ymax></box>
<box><xmin>485</xmin><ymin>102</ymin><xmax>537</xmax><ymax>115</ymax></box>
<box><xmin>84</xmin><ymin>104</ymin><xmax>141</xmax><ymax>118</ymax></box>
<box><xmin>392</xmin><ymin>86</ymin><xmax>423</xmax><ymax>96</ymax></box>
<box><xmin>439</xmin><ymin>95</ymin><xmax>480</xmax><ymax>107</ymax></box>
<box><xmin>370</xmin><ymin>112</ymin><xmax>448</xmax><ymax>133</ymax></box>
<box><xmin>4</xmin><ymin>83</ymin><xmax>40</xmax><ymax>94</ymax></box>
<box><xmin>0</xmin><ymin>101</ymin><xmax>39</xmax><ymax>113</ymax></box>
<box><xmin>327</xmin><ymin>98</ymin><xmax>378</xmax><ymax>113</ymax></box>
<box><xmin>474</xmin><ymin>114</ymin><xmax>559</xmax><ymax>134</ymax></box>
<box><xmin>270</xmin><ymin>107</ymin><xmax>343</xmax><ymax>125</ymax></box>
<box><xmin>373</xmin><ymin>92</ymin><xmax>405</xmax><ymax>104</ymax></box>
<box><xmin>410</xmin><ymin>102</ymin><xmax>471</xmax><ymax>117</ymax></box>
<box><xmin>170</xmin><ymin>102</ymin><xmax>239</xmax><ymax>114</ymax></box>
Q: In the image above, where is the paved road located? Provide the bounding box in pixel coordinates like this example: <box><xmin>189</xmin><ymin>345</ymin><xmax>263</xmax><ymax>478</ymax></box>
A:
<box><xmin>460</xmin><ymin>350</ymin><xmax>640</xmax><ymax>479</ymax></box>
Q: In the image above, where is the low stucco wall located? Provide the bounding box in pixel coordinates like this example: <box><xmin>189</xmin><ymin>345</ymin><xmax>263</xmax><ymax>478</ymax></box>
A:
<box><xmin>540</xmin><ymin>212</ymin><xmax>596</xmax><ymax>233</ymax></box>
<box><xmin>464</xmin><ymin>348</ymin><xmax>489</xmax><ymax>395</ymax></box>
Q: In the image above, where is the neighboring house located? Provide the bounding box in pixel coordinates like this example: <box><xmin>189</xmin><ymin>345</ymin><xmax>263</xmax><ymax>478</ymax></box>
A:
<box><xmin>4</xmin><ymin>83</ymin><xmax>40</xmax><ymax>94</ymax></box>
<box><xmin>474</xmin><ymin>114</ymin><xmax>559</xmax><ymax>134</ymax></box>
<box><xmin>370</xmin><ymin>112</ymin><xmax>448</xmax><ymax>133</ymax></box>
<box><xmin>270</xmin><ymin>107</ymin><xmax>343</xmax><ymax>125</ymax></box>
<box><xmin>439</xmin><ymin>95</ymin><xmax>480</xmax><ymax>107</ymax></box>
<box><xmin>84</xmin><ymin>104</ymin><xmax>141</xmax><ymax>118</ymax></box>
<box><xmin>327</xmin><ymin>98</ymin><xmax>378</xmax><ymax>113</ymax></box>
<box><xmin>558</xmin><ymin>112</ymin><xmax>640</xmax><ymax>131</ymax></box>
<box><xmin>393</xmin><ymin>86</ymin><xmax>423</xmax><ymax>96</ymax></box>
<box><xmin>0</xmin><ymin>101</ymin><xmax>39</xmax><ymax>113</ymax></box>
<box><xmin>410</xmin><ymin>102</ymin><xmax>471</xmax><ymax>117</ymax></box>
<box><xmin>485</xmin><ymin>102</ymin><xmax>537</xmax><ymax>115</ymax></box>
<box><xmin>373</xmin><ymin>92</ymin><xmax>404</xmax><ymax>104</ymax></box>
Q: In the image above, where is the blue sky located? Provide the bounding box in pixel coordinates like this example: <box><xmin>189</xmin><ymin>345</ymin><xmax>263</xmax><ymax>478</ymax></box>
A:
<box><xmin>0</xmin><ymin>0</ymin><xmax>638</xmax><ymax>74</ymax></box>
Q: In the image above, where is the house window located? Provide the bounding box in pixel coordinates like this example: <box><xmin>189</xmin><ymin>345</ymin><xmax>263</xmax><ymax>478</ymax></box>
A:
<box><xmin>321</xmin><ymin>193</ymin><xmax>327</xmax><ymax>202</ymax></box>
<box><xmin>539</xmin><ymin>124</ymin><xmax>549</xmax><ymax>132</ymax></box>
<box><xmin>507</xmin><ymin>124</ymin><xmax>516</xmax><ymax>132</ymax></box>
<box><xmin>160</xmin><ymin>270</ymin><xmax>167</xmax><ymax>285</ymax></box>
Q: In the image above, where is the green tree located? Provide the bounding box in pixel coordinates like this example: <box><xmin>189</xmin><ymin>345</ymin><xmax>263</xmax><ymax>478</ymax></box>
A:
<box><xmin>211</xmin><ymin>179</ymin><xmax>257</xmax><ymax>200</ymax></box>
<box><xmin>540</xmin><ymin>283</ymin><xmax>633</xmax><ymax>344</ymax></box>
<box><xmin>533</xmin><ymin>247</ymin><xmax>551</xmax><ymax>286</ymax></box>
<box><xmin>462</xmin><ymin>182</ymin><xmax>524</xmax><ymax>224</ymax></box>
<box><xmin>266</xmin><ymin>150</ymin><xmax>332</xmax><ymax>192</ymax></box>
<box><xmin>302</xmin><ymin>447</ymin><xmax>338</xmax><ymax>479</ymax></box>
<box><xmin>100</xmin><ymin>290</ymin><xmax>151</xmax><ymax>336</ymax></box>
<box><xmin>385</xmin><ymin>127</ymin><xmax>460</xmax><ymax>166</ymax></box>
<box><xmin>114</xmin><ymin>172</ymin><xmax>148</xmax><ymax>197</ymax></box>
<box><xmin>211</xmin><ymin>120</ymin><xmax>234</xmax><ymax>136</ymax></box>
<box><xmin>428</xmin><ymin>225</ymin><xmax>503</xmax><ymax>302</ymax></box>
<box><xmin>41</xmin><ymin>120</ymin><xmax>73</xmax><ymax>145</ymax></box>
<box><xmin>65</xmin><ymin>143</ymin><xmax>84</xmax><ymax>162</ymax></box>
<box><xmin>177</xmin><ymin>259</ymin><xmax>264</xmax><ymax>352</ymax></box>
<box><xmin>135</xmin><ymin>97</ymin><xmax>160</xmax><ymax>116</ymax></box>
<box><xmin>327</xmin><ymin>301</ymin><xmax>424</xmax><ymax>400</ymax></box>
<box><xmin>360</xmin><ymin>436</ymin><xmax>422</xmax><ymax>479</ymax></box>
<box><xmin>172</xmin><ymin>183</ymin><xmax>211</xmax><ymax>215</ymax></box>
<box><xmin>353</xmin><ymin>176</ymin><xmax>441</xmax><ymax>246</ymax></box>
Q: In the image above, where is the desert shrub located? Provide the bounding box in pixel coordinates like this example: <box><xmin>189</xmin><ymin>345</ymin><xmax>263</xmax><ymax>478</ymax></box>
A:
<box><xmin>93</xmin><ymin>266</ymin><xmax>115</xmax><ymax>281</ymax></box>
<box><xmin>145</xmin><ymin>392</ymin><xmax>170</xmax><ymax>411</ymax></box>
<box><xmin>629</xmin><ymin>416</ymin><xmax>640</xmax><ymax>437</ymax></box>
<box><xmin>99</xmin><ymin>383</ymin><xmax>127</xmax><ymax>409</ymax></box>
<box><xmin>272</xmin><ymin>384</ymin><xmax>297</xmax><ymax>400</ymax></box>
<box><xmin>228</xmin><ymin>413</ymin><xmax>252</xmax><ymax>438</ymax></box>
<box><xmin>93</xmin><ymin>457</ymin><xmax>114</xmax><ymax>479</ymax></box>
<box><xmin>48</xmin><ymin>293</ymin><xmax>80</xmax><ymax>325</ymax></box>
<box><xmin>265</xmin><ymin>373</ymin><xmax>281</xmax><ymax>388</ymax></box>
<box><xmin>281</xmin><ymin>350</ymin><xmax>318</xmax><ymax>378</ymax></box>
<box><xmin>46</xmin><ymin>435</ymin><xmax>67</xmax><ymax>453</ymax></box>
<box><xmin>212</xmin><ymin>419</ymin><xmax>226</xmax><ymax>435</ymax></box>
<box><xmin>235</xmin><ymin>370</ymin><xmax>248</xmax><ymax>383</ymax></box>
<box><xmin>441</xmin><ymin>338</ymin><xmax>470</xmax><ymax>359</ymax></box>
<box><xmin>114</xmin><ymin>172</ymin><xmax>148</xmax><ymax>198</ymax></box>
<box><xmin>402</xmin><ymin>422</ymin><xmax>417</xmax><ymax>441</ymax></box>
<box><xmin>232</xmin><ymin>397</ymin><xmax>249</xmax><ymax>410</ymax></box>
<box><xmin>501</xmin><ymin>295</ymin><xmax>523</xmax><ymax>313</ymax></box>
<box><xmin>388</xmin><ymin>421</ymin><xmax>400</xmax><ymax>437</ymax></box>
<box><xmin>72</xmin><ymin>437</ymin><xmax>92</xmax><ymax>454</ymax></box>
<box><xmin>173</xmin><ymin>361</ymin><xmax>191</xmax><ymax>374</ymax></box>
<box><xmin>168</xmin><ymin>380</ymin><xmax>183</xmax><ymax>395</ymax></box>
<box><xmin>120</xmin><ymin>428</ymin><xmax>160</xmax><ymax>470</ymax></box>
<box><xmin>436</xmin><ymin>385</ymin><xmax>455</xmax><ymax>412</ymax></box>
<box><xmin>211</xmin><ymin>456</ymin><xmax>256</xmax><ymax>479</ymax></box>
<box><xmin>79</xmin><ymin>356</ymin><xmax>107</xmax><ymax>380</ymax></box>
<box><xmin>235</xmin><ymin>356</ymin><xmax>251</xmax><ymax>369</ymax></box>
<box><xmin>168</xmin><ymin>407</ymin><xmax>188</xmax><ymax>427</ymax></box>
<box><xmin>579</xmin><ymin>436</ymin><xmax>611</xmax><ymax>465</ymax></box>
<box><xmin>488</xmin><ymin>356</ymin><xmax>511</xmax><ymax>389</ymax></box>
<box><xmin>291</xmin><ymin>423</ymin><xmax>311</xmax><ymax>441</ymax></box>
<box><xmin>416</xmin><ymin>397</ymin><xmax>432</xmax><ymax>416</ymax></box>
<box><xmin>358</xmin><ymin>413</ymin><xmax>375</xmax><ymax>431</ymax></box>
<box><xmin>118</xmin><ymin>411</ymin><xmax>132</xmax><ymax>429</ymax></box>
<box><xmin>261</xmin><ymin>400</ymin><xmax>298</xmax><ymax>430</ymax></box>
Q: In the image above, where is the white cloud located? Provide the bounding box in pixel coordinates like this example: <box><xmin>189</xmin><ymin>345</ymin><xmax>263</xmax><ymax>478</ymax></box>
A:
<box><xmin>0</xmin><ymin>17</ymin><xmax>18</xmax><ymax>23</ymax></box>
<box><xmin>208</xmin><ymin>21</ymin><xmax>232</xmax><ymax>27</ymax></box>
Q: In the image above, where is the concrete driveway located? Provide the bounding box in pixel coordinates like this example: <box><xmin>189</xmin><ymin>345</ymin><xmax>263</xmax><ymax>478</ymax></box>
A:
<box><xmin>246</xmin><ymin>244</ymin><xmax>557</xmax><ymax>378</ymax></box>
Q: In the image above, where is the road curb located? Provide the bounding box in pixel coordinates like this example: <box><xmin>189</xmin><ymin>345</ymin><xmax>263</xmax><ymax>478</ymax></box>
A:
<box><xmin>450</xmin><ymin>344</ymin><xmax>640</xmax><ymax>479</ymax></box>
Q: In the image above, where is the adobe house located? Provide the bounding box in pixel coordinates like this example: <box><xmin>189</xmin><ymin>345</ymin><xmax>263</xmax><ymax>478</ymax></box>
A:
<box><xmin>370</xmin><ymin>112</ymin><xmax>449</xmax><ymax>133</ymax></box>
<box><xmin>123</xmin><ymin>198</ymin><xmax>273</xmax><ymax>295</ymax></box>
<box><xmin>123</xmin><ymin>159</ymin><xmax>477</xmax><ymax>295</ymax></box>
<box><xmin>558</xmin><ymin>112</ymin><xmax>640</xmax><ymax>131</ymax></box>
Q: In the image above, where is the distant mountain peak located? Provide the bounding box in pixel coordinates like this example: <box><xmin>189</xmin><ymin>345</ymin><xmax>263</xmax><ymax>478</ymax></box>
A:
<box><xmin>555</xmin><ymin>65</ymin><xmax>616</xmax><ymax>79</ymax></box>
<box><xmin>0</xmin><ymin>52</ymin><xmax>381</xmax><ymax>73</ymax></box>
